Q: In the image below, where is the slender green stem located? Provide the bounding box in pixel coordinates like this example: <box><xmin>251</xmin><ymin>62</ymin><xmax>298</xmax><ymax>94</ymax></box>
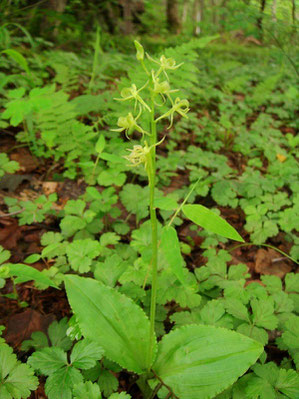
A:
<box><xmin>167</xmin><ymin>178</ymin><xmax>200</xmax><ymax>228</ymax></box>
<box><xmin>91</xmin><ymin>153</ymin><xmax>101</xmax><ymax>182</ymax></box>
<box><xmin>229</xmin><ymin>242</ymin><xmax>298</xmax><ymax>265</ymax></box>
<box><xmin>147</xmin><ymin>96</ymin><xmax>158</xmax><ymax>371</ymax></box>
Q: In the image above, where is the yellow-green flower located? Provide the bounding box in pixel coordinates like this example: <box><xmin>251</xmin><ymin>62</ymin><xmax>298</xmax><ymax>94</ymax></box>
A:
<box><xmin>112</xmin><ymin>112</ymin><xmax>148</xmax><ymax>139</ymax></box>
<box><xmin>156</xmin><ymin>97</ymin><xmax>189</xmax><ymax>128</ymax></box>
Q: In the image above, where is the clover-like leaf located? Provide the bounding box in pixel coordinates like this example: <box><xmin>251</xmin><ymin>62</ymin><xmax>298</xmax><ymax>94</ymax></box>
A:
<box><xmin>0</xmin><ymin>343</ymin><xmax>38</xmax><ymax>399</ymax></box>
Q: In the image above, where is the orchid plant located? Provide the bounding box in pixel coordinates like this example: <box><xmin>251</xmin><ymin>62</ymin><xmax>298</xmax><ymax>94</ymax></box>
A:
<box><xmin>64</xmin><ymin>42</ymin><xmax>263</xmax><ymax>399</ymax></box>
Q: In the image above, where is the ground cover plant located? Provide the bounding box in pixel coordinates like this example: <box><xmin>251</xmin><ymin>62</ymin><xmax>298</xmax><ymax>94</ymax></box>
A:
<box><xmin>0</xmin><ymin>1</ymin><xmax>298</xmax><ymax>398</ymax></box>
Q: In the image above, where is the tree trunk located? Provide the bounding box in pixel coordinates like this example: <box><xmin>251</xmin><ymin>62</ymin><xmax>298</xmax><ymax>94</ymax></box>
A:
<box><xmin>193</xmin><ymin>0</ymin><xmax>204</xmax><ymax>35</ymax></box>
<box><xmin>211</xmin><ymin>0</ymin><xmax>217</xmax><ymax>25</ymax></box>
<box><xmin>291</xmin><ymin>0</ymin><xmax>296</xmax><ymax>25</ymax></box>
<box><xmin>119</xmin><ymin>0</ymin><xmax>133</xmax><ymax>35</ymax></box>
<box><xmin>166</xmin><ymin>0</ymin><xmax>181</xmax><ymax>34</ymax></box>
<box><xmin>49</xmin><ymin>0</ymin><xmax>67</xmax><ymax>36</ymax></box>
<box><xmin>257</xmin><ymin>0</ymin><xmax>266</xmax><ymax>39</ymax></box>
<box><xmin>182</xmin><ymin>0</ymin><xmax>190</xmax><ymax>25</ymax></box>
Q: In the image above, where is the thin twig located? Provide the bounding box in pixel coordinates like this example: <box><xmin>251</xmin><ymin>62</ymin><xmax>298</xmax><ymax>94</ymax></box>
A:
<box><xmin>0</xmin><ymin>208</ymin><xmax>24</xmax><ymax>218</ymax></box>
<box><xmin>152</xmin><ymin>370</ymin><xmax>179</xmax><ymax>399</ymax></box>
<box><xmin>149</xmin><ymin>382</ymin><xmax>163</xmax><ymax>399</ymax></box>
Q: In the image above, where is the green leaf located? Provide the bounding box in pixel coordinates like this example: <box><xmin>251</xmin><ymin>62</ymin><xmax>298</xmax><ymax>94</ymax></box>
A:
<box><xmin>28</xmin><ymin>347</ymin><xmax>67</xmax><ymax>375</ymax></box>
<box><xmin>94</xmin><ymin>254</ymin><xmax>126</xmax><ymax>287</ymax></box>
<box><xmin>0</xmin><ymin>246</ymin><xmax>11</xmax><ymax>265</ymax></box>
<box><xmin>23</xmin><ymin>254</ymin><xmax>41</xmax><ymax>264</ymax></box>
<box><xmin>8</xmin><ymin>264</ymin><xmax>58</xmax><ymax>289</ymax></box>
<box><xmin>276</xmin><ymin>368</ymin><xmax>299</xmax><ymax>398</ymax></box>
<box><xmin>95</xmin><ymin>135</ymin><xmax>106</xmax><ymax>154</ymax></box>
<box><xmin>48</xmin><ymin>318</ymin><xmax>72</xmax><ymax>351</ymax></box>
<box><xmin>246</xmin><ymin>363</ymin><xmax>299</xmax><ymax>399</ymax></box>
<box><xmin>0</xmin><ymin>343</ymin><xmax>38</xmax><ymax>399</ymax></box>
<box><xmin>237</xmin><ymin>323</ymin><xmax>269</xmax><ymax>345</ymax></box>
<box><xmin>153</xmin><ymin>324</ymin><xmax>263</xmax><ymax>399</ymax></box>
<box><xmin>199</xmin><ymin>300</ymin><xmax>228</xmax><ymax>327</ymax></box>
<box><xmin>64</xmin><ymin>275</ymin><xmax>155</xmax><ymax>374</ymax></box>
<box><xmin>64</xmin><ymin>200</ymin><xmax>86</xmax><ymax>216</ymax></box>
<box><xmin>2</xmin><ymin>49</ymin><xmax>30</xmax><ymax>75</ymax></box>
<box><xmin>66</xmin><ymin>239</ymin><xmax>101</xmax><ymax>273</ymax></box>
<box><xmin>45</xmin><ymin>366</ymin><xmax>83</xmax><ymax>399</ymax></box>
<box><xmin>73</xmin><ymin>381</ymin><xmax>102</xmax><ymax>399</ymax></box>
<box><xmin>98</xmin><ymin>370</ymin><xmax>118</xmax><ymax>397</ymax></box>
<box><xmin>60</xmin><ymin>215</ymin><xmax>86</xmax><ymax>237</ymax></box>
<box><xmin>160</xmin><ymin>226</ymin><xmax>186</xmax><ymax>286</ymax></box>
<box><xmin>251</xmin><ymin>298</ymin><xmax>278</xmax><ymax>330</ymax></box>
<box><xmin>71</xmin><ymin>340</ymin><xmax>104</xmax><ymax>370</ymax></box>
<box><xmin>21</xmin><ymin>331</ymin><xmax>49</xmax><ymax>351</ymax></box>
<box><xmin>108</xmin><ymin>393</ymin><xmax>131</xmax><ymax>399</ymax></box>
<box><xmin>285</xmin><ymin>273</ymin><xmax>299</xmax><ymax>293</ymax></box>
<box><xmin>281</xmin><ymin>315</ymin><xmax>299</xmax><ymax>349</ymax></box>
<box><xmin>182</xmin><ymin>204</ymin><xmax>244</xmax><ymax>242</ymax></box>
<box><xmin>224</xmin><ymin>298</ymin><xmax>250</xmax><ymax>322</ymax></box>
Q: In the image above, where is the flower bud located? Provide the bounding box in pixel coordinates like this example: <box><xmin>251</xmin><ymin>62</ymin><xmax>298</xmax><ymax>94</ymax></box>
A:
<box><xmin>134</xmin><ymin>40</ymin><xmax>144</xmax><ymax>61</ymax></box>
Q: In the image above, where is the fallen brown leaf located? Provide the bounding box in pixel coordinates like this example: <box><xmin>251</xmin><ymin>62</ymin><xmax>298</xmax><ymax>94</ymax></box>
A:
<box><xmin>255</xmin><ymin>248</ymin><xmax>292</xmax><ymax>278</ymax></box>
<box><xmin>4</xmin><ymin>309</ymin><xmax>55</xmax><ymax>348</ymax></box>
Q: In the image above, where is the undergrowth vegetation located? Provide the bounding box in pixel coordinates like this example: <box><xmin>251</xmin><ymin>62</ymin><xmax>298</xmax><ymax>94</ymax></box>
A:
<box><xmin>0</xmin><ymin>2</ymin><xmax>298</xmax><ymax>398</ymax></box>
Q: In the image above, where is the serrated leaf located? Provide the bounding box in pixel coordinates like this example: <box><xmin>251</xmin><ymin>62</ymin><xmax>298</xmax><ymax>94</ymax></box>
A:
<box><xmin>66</xmin><ymin>239</ymin><xmax>101</xmax><ymax>273</ymax></box>
<box><xmin>8</xmin><ymin>263</ymin><xmax>58</xmax><ymax>288</ymax></box>
<box><xmin>98</xmin><ymin>370</ymin><xmax>118</xmax><ymax>397</ymax></box>
<box><xmin>47</xmin><ymin>317</ymin><xmax>72</xmax><ymax>350</ymax></box>
<box><xmin>73</xmin><ymin>381</ymin><xmax>102</xmax><ymax>399</ymax></box>
<box><xmin>71</xmin><ymin>339</ymin><xmax>104</xmax><ymax>369</ymax></box>
<box><xmin>199</xmin><ymin>300</ymin><xmax>228</xmax><ymax>326</ymax></box>
<box><xmin>64</xmin><ymin>275</ymin><xmax>155</xmax><ymax>374</ymax></box>
<box><xmin>276</xmin><ymin>368</ymin><xmax>299</xmax><ymax>398</ymax></box>
<box><xmin>285</xmin><ymin>273</ymin><xmax>299</xmax><ymax>293</ymax></box>
<box><xmin>261</xmin><ymin>275</ymin><xmax>282</xmax><ymax>294</ymax></box>
<box><xmin>246</xmin><ymin>363</ymin><xmax>299</xmax><ymax>399</ymax></box>
<box><xmin>28</xmin><ymin>347</ymin><xmax>67</xmax><ymax>375</ymax></box>
<box><xmin>108</xmin><ymin>393</ymin><xmax>131</xmax><ymax>399</ymax></box>
<box><xmin>182</xmin><ymin>204</ymin><xmax>244</xmax><ymax>242</ymax></box>
<box><xmin>60</xmin><ymin>215</ymin><xmax>86</xmax><ymax>237</ymax></box>
<box><xmin>45</xmin><ymin>366</ymin><xmax>83</xmax><ymax>399</ymax></box>
<box><xmin>21</xmin><ymin>331</ymin><xmax>49</xmax><ymax>351</ymax></box>
<box><xmin>237</xmin><ymin>323</ymin><xmax>269</xmax><ymax>345</ymax></box>
<box><xmin>0</xmin><ymin>343</ymin><xmax>38</xmax><ymax>399</ymax></box>
<box><xmin>224</xmin><ymin>298</ymin><xmax>250</xmax><ymax>322</ymax></box>
<box><xmin>160</xmin><ymin>226</ymin><xmax>186</xmax><ymax>286</ymax></box>
<box><xmin>281</xmin><ymin>315</ymin><xmax>299</xmax><ymax>349</ymax></box>
<box><xmin>251</xmin><ymin>298</ymin><xmax>278</xmax><ymax>330</ymax></box>
<box><xmin>153</xmin><ymin>324</ymin><xmax>263</xmax><ymax>399</ymax></box>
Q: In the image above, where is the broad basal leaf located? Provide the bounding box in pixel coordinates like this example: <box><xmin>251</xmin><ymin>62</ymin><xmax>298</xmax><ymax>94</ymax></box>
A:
<box><xmin>153</xmin><ymin>324</ymin><xmax>263</xmax><ymax>399</ymax></box>
<box><xmin>64</xmin><ymin>275</ymin><xmax>156</xmax><ymax>374</ymax></box>
<box><xmin>182</xmin><ymin>204</ymin><xmax>244</xmax><ymax>242</ymax></box>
